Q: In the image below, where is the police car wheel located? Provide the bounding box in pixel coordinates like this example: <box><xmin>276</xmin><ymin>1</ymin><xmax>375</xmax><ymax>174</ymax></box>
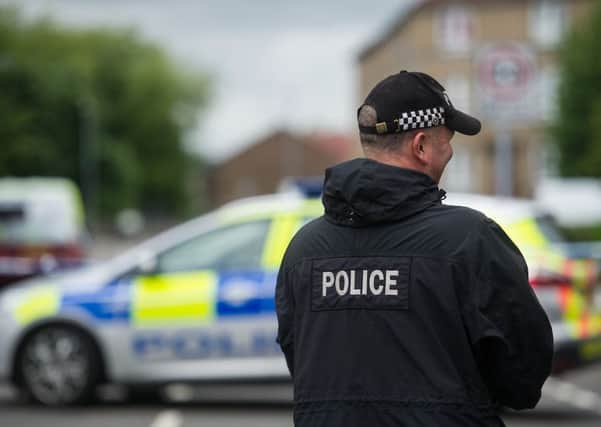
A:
<box><xmin>18</xmin><ymin>325</ymin><xmax>101</xmax><ymax>406</ymax></box>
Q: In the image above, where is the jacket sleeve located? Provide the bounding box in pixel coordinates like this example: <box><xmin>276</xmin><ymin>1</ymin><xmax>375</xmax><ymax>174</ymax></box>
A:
<box><xmin>464</xmin><ymin>217</ymin><xmax>554</xmax><ymax>410</ymax></box>
<box><xmin>275</xmin><ymin>259</ymin><xmax>295</xmax><ymax>377</ymax></box>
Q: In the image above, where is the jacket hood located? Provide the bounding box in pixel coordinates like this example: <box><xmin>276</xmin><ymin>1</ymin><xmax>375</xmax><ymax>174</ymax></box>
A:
<box><xmin>322</xmin><ymin>158</ymin><xmax>445</xmax><ymax>227</ymax></box>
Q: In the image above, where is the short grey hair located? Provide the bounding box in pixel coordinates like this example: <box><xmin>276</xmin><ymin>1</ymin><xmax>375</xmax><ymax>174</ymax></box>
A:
<box><xmin>357</xmin><ymin>104</ymin><xmax>414</xmax><ymax>152</ymax></box>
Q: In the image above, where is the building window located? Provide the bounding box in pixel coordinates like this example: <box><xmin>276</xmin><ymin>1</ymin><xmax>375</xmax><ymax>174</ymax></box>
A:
<box><xmin>529</xmin><ymin>0</ymin><xmax>566</xmax><ymax>47</ymax></box>
<box><xmin>443</xmin><ymin>145</ymin><xmax>472</xmax><ymax>192</ymax></box>
<box><xmin>437</xmin><ymin>5</ymin><xmax>474</xmax><ymax>55</ymax></box>
<box><xmin>445</xmin><ymin>76</ymin><xmax>471</xmax><ymax>114</ymax></box>
<box><xmin>531</xmin><ymin>138</ymin><xmax>559</xmax><ymax>181</ymax></box>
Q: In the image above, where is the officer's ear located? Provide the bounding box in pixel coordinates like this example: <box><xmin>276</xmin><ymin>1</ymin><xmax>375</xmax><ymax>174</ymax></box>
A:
<box><xmin>409</xmin><ymin>131</ymin><xmax>429</xmax><ymax>165</ymax></box>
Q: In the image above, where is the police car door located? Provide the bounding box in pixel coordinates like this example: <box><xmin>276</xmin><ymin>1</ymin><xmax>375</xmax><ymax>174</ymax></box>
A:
<box><xmin>129</xmin><ymin>216</ymin><xmax>292</xmax><ymax>381</ymax></box>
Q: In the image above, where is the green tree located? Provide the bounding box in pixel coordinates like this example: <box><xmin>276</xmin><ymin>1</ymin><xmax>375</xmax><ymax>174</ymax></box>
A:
<box><xmin>554</xmin><ymin>1</ymin><xmax>601</xmax><ymax>177</ymax></box>
<box><xmin>0</xmin><ymin>7</ymin><xmax>210</xmax><ymax>222</ymax></box>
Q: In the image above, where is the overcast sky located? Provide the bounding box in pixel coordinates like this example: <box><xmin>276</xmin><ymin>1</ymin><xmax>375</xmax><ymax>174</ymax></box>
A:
<box><xmin>2</xmin><ymin>0</ymin><xmax>416</xmax><ymax>162</ymax></box>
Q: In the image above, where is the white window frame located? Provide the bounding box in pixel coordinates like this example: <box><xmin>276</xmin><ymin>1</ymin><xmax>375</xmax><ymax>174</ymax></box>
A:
<box><xmin>528</xmin><ymin>0</ymin><xmax>567</xmax><ymax>48</ymax></box>
<box><xmin>442</xmin><ymin>144</ymin><xmax>473</xmax><ymax>193</ymax></box>
<box><xmin>435</xmin><ymin>5</ymin><xmax>475</xmax><ymax>56</ymax></box>
<box><xmin>445</xmin><ymin>75</ymin><xmax>471</xmax><ymax>115</ymax></box>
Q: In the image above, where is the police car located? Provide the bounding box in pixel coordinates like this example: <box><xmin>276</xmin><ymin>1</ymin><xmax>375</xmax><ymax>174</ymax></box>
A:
<box><xmin>445</xmin><ymin>193</ymin><xmax>601</xmax><ymax>375</ymax></box>
<box><xmin>0</xmin><ymin>191</ymin><xmax>599</xmax><ymax>406</ymax></box>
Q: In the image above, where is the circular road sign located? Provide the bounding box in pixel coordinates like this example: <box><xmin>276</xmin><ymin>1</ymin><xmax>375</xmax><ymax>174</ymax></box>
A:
<box><xmin>477</xmin><ymin>43</ymin><xmax>536</xmax><ymax>103</ymax></box>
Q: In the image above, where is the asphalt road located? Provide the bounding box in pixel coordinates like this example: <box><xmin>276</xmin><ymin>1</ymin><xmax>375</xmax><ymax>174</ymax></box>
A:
<box><xmin>3</xmin><ymin>364</ymin><xmax>601</xmax><ymax>427</ymax></box>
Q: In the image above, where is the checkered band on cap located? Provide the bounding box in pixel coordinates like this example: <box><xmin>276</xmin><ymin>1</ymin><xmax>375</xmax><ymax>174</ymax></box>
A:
<box><xmin>382</xmin><ymin>107</ymin><xmax>445</xmax><ymax>134</ymax></box>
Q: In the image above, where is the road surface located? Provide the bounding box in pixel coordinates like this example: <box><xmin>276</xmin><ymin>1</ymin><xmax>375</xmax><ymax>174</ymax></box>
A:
<box><xmin>2</xmin><ymin>363</ymin><xmax>601</xmax><ymax>427</ymax></box>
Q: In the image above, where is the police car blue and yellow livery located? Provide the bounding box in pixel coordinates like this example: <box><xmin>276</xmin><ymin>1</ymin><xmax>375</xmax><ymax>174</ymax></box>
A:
<box><xmin>0</xmin><ymin>191</ymin><xmax>598</xmax><ymax>405</ymax></box>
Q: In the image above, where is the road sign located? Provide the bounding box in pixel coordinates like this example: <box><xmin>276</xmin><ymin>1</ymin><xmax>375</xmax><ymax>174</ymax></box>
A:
<box><xmin>476</xmin><ymin>43</ymin><xmax>538</xmax><ymax>126</ymax></box>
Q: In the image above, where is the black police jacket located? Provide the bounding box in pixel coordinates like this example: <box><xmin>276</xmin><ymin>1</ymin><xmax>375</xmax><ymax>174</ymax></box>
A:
<box><xmin>275</xmin><ymin>158</ymin><xmax>554</xmax><ymax>427</ymax></box>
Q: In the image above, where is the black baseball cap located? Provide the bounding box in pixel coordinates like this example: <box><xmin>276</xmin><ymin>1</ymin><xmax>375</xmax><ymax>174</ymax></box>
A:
<box><xmin>358</xmin><ymin>70</ymin><xmax>481</xmax><ymax>136</ymax></box>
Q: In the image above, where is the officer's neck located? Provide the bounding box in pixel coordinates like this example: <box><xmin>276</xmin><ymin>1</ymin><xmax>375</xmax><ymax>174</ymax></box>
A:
<box><xmin>363</xmin><ymin>149</ymin><xmax>433</xmax><ymax>181</ymax></box>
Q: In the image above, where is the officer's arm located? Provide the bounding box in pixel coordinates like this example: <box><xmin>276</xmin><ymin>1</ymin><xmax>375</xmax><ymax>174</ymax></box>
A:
<box><xmin>465</xmin><ymin>218</ymin><xmax>554</xmax><ymax>410</ymax></box>
<box><xmin>275</xmin><ymin>260</ymin><xmax>295</xmax><ymax>376</ymax></box>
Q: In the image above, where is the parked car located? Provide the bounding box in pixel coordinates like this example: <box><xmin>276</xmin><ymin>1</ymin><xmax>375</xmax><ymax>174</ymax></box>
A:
<box><xmin>0</xmin><ymin>191</ymin><xmax>598</xmax><ymax>405</ymax></box>
<box><xmin>0</xmin><ymin>178</ymin><xmax>87</xmax><ymax>288</ymax></box>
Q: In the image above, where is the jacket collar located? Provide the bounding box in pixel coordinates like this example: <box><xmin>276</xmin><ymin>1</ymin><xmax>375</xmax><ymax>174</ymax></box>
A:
<box><xmin>322</xmin><ymin>158</ymin><xmax>445</xmax><ymax>227</ymax></box>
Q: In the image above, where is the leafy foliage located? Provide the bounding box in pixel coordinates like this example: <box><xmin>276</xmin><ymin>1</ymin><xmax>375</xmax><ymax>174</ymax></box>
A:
<box><xmin>559</xmin><ymin>224</ymin><xmax>601</xmax><ymax>242</ymax></box>
<box><xmin>0</xmin><ymin>7</ymin><xmax>210</xmax><ymax>221</ymax></box>
<box><xmin>554</xmin><ymin>1</ymin><xmax>601</xmax><ymax>177</ymax></box>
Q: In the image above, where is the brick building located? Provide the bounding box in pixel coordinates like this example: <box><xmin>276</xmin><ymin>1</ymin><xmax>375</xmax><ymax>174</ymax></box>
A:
<box><xmin>209</xmin><ymin>130</ymin><xmax>353</xmax><ymax>206</ymax></box>
<box><xmin>358</xmin><ymin>0</ymin><xmax>594</xmax><ymax>196</ymax></box>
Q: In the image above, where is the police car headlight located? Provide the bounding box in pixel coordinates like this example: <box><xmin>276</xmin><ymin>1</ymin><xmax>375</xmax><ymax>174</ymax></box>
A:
<box><xmin>0</xmin><ymin>289</ymin><xmax>19</xmax><ymax>319</ymax></box>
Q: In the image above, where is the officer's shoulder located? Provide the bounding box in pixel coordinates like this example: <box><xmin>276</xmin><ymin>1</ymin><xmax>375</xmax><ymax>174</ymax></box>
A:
<box><xmin>289</xmin><ymin>216</ymin><xmax>327</xmax><ymax>244</ymax></box>
<box><xmin>284</xmin><ymin>216</ymin><xmax>325</xmax><ymax>267</ymax></box>
<box><xmin>439</xmin><ymin>203</ymin><xmax>489</xmax><ymax>227</ymax></box>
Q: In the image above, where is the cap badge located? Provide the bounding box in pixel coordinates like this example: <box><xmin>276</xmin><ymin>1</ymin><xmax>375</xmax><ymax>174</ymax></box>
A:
<box><xmin>443</xmin><ymin>92</ymin><xmax>454</xmax><ymax>109</ymax></box>
<box><xmin>375</xmin><ymin>122</ymin><xmax>388</xmax><ymax>134</ymax></box>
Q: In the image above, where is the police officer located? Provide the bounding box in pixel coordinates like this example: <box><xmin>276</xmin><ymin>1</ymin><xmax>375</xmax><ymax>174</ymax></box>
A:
<box><xmin>275</xmin><ymin>71</ymin><xmax>553</xmax><ymax>426</ymax></box>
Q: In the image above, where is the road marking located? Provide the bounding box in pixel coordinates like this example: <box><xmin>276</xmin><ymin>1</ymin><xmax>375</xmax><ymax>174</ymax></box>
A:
<box><xmin>149</xmin><ymin>410</ymin><xmax>183</xmax><ymax>427</ymax></box>
<box><xmin>165</xmin><ymin>384</ymin><xmax>196</xmax><ymax>402</ymax></box>
<box><xmin>544</xmin><ymin>377</ymin><xmax>601</xmax><ymax>415</ymax></box>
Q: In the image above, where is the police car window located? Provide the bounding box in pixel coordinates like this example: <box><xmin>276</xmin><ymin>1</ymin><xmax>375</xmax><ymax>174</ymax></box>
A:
<box><xmin>535</xmin><ymin>214</ymin><xmax>565</xmax><ymax>244</ymax></box>
<box><xmin>157</xmin><ymin>220</ymin><xmax>270</xmax><ymax>273</ymax></box>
